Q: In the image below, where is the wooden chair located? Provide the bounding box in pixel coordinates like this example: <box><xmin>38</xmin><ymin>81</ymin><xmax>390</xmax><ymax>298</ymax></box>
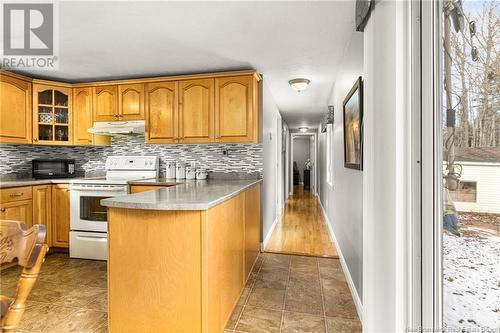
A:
<box><xmin>0</xmin><ymin>220</ymin><xmax>48</xmax><ymax>332</ymax></box>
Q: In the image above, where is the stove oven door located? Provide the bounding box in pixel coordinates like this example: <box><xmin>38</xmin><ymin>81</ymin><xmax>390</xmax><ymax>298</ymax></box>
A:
<box><xmin>70</xmin><ymin>184</ymin><xmax>127</xmax><ymax>232</ymax></box>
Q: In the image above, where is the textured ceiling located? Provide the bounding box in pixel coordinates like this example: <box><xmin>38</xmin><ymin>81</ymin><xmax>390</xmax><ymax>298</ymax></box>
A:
<box><xmin>13</xmin><ymin>1</ymin><xmax>355</xmax><ymax>130</ymax></box>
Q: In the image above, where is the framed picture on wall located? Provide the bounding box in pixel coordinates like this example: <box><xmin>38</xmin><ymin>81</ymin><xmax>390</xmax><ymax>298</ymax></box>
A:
<box><xmin>343</xmin><ymin>76</ymin><xmax>363</xmax><ymax>170</ymax></box>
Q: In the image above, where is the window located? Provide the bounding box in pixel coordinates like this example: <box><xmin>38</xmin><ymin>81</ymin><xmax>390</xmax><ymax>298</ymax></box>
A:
<box><xmin>449</xmin><ymin>181</ymin><xmax>477</xmax><ymax>203</ymax></box>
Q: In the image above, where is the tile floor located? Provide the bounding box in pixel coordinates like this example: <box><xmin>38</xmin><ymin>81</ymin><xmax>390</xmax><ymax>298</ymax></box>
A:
<box><xmin>0</xmin><ymin>252</ymin><xmax>361</xmax><ymax>333</ymax></box>
<box><xmin>225</xmin><ymin>253</ymin><xmax>362</xmax><ymax>333</ymax></box>
<box><xmin>0</xmin><ymin>253</ymin><xmax>107</xmax><ymax>333</ymax></box>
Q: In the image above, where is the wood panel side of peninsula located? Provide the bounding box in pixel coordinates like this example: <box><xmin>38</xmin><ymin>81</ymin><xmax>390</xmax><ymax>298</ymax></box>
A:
<box><xmin>107</xmin><ymin>184</ymin><xmax>261</xmax><ymax>333</ymax></box>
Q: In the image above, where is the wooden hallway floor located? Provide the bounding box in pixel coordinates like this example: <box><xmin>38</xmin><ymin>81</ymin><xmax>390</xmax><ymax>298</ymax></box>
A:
<box><xmin>265</xmin><ymin>186</ymin><xmax>338</xmax><ymax>258</ymax></box>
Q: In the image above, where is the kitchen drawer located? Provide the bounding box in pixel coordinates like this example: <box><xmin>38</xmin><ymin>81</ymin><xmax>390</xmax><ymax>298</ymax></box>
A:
<box><xmin>0</xmin><ymin>186</ymin><xmax>33</xmax><ymax>203</ymax></box>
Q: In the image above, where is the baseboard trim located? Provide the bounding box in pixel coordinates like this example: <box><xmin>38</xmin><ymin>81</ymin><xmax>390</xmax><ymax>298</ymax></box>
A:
<box><xmin>319</xmin><ymin>201</ymin><xmax>364</xmax><ymax>323</ymax></box>
<box><xmin>262</xmin><ymin>213</ymin><xmax>280</xmax><ymax>251</ymax></box>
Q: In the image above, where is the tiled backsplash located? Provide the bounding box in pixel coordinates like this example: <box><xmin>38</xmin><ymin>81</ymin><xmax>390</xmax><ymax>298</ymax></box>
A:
<box><xmin>0</xmin><ymin>134</ymin><xmax>263</xmax><ymax>178</ymax></box>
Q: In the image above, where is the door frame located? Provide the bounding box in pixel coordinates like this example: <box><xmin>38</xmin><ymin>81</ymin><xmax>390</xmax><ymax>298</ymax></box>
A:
<box><xmin>418</xmin><ymin>0</ymin><xmax>443</xmax><ymax>330</ymax></box>
<box><xmin>276</xmin><ymin>116</ymin><xmax>283</xmax><ymax>216</ymax></box>
<box><xmin>290</xmin><ymin>132</ymin><xmax>318</xmax><ymax>196</ymax></box>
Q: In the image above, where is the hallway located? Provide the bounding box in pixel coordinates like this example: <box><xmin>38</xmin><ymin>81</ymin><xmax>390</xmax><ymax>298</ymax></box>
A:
<box><xmin>224</xmin><ymin>253</ymin><xmax>361</xmax><ymax>333</ymax></box>
<box><xmin>266</xmin><ymin>186</ymin><xmax>337</xmax><ymax>258</ymax></box>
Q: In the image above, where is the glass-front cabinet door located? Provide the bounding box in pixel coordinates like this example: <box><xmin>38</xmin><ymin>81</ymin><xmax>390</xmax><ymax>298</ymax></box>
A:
<box><xmin>33</xmin><ymin>84</ymin><xmax>72</xmax><ymax>145</ymax></box>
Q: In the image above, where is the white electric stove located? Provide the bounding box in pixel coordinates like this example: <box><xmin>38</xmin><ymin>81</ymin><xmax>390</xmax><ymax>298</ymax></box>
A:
<box><xmin>69</xmin><ymin>156</ymin><xmax>159</xmax><ymax>260</ymax></box>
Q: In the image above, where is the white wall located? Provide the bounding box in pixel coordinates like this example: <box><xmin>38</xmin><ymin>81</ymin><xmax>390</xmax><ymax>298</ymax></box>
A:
<box><xmin>309</xmin><ymin>135</ymin><xmax>316</xmax><ymax>193</ymax></box>
<box><xmin>363</xmin><ymin>1</ymin><xmax>411</xmax><ymax>331</ymax></box>
<box><xmin>317</xmin><ymin>30</ymin><xmax>364</xmax><ymax>305</ymax></box>
<box><xmin>262</xmin><ymin>81</ymin><xmax>284</xmax><ymax>244</ymax></box>
<box><xmin>281</xmin><ymin>121</ymin><xmax>288</xmax><ymax>208</ymax></box>
<box><xmin>285</xmin><ymin>125</ymin><xmax>291</xmax><ymax>198</ymax></box>
<box><xmin>293</xmin><ymin>137</ymin><xmax>311</xmax><ymax>183</ymax></box>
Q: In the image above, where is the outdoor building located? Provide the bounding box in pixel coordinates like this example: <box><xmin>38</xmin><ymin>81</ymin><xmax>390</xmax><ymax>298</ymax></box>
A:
<box><xmin>447</xmin><ymin>147</ymin><xmax>500</xmax><ymax>213</ymax></box>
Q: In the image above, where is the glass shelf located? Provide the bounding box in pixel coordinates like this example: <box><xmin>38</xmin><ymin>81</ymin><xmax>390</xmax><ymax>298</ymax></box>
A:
<box><xmin>38</xmin><ymin>125</ymin><xmax>53</xmax><ymax>141</ymax></box>
<box><xmin>36</xmin><ymin>88</ymin><xmax>70</xmax><ymax>143</ymax></box>
<box><xmin>55</xmin><ymin>108</ymin><xmax>69</xmax><ymax>124</ymax></box>
<box><xmin>54</xmin><ymin>126</ymin><xmax>69</xmax><ymax>141</ymax></box>
<box><xmin>38</xmin><ymin>90</ymin><xmax>52</xmax><ymax>105</ymax></box>
<box><xmin>55</xmin><ymin>90</ymin><xmax>69</xmax><ymax>107</ymax></box>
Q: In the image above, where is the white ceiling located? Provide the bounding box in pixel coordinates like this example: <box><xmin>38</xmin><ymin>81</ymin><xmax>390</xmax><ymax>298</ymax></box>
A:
<box><xmin>15</xmin><ymin>1</ymin><xmax>355</xmax><ymax>130</ymax></box>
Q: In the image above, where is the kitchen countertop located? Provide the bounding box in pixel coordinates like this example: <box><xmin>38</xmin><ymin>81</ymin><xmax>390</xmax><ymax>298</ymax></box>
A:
<box><xmin>0</xmin><ymin>177</ymin><xmax>180</xmax><ymax>189</ymax></box>
<box><xmin>101</xmin><ymin>179</ymin><xmax>262</xmax><ymax>211</ymax></box>
<box><xmin>127</xmin><ymin>178</ymin><xmax>181</xmax><ymax>186</ymax></box>
<box><xmin>0</xmin><ymin>177</ymin><xmax>100</xmax><ymax>189</ymax></box>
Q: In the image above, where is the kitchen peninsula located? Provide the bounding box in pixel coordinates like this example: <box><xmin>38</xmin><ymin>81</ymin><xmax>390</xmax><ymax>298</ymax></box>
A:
<box><xmin>101</xmin><ymin>179</ymin><xmax>261</xmax><ymax>333</ymax></box>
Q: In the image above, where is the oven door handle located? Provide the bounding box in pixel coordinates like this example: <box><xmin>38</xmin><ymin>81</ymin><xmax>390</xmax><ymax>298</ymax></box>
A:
<box><xmin>76</xmin><ymin>235</ymin><xmax>107</xmax><ymax>242</ymax></box>
<box><xmin>71</xmin><ymin>186</ymin><xmax>126</xmax><ymax>192</ymax></box>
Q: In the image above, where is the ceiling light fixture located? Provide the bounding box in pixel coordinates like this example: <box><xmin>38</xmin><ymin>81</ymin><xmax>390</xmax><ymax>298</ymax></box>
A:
<box><xmin>299</xmin><ymin>127</ymin><xmax>308</xmax><ymax>132</ymax></box>
<box><xmin>289</xmin><ymin>78</ymin><xmax>310</xmax><ymax>92</ymax></box>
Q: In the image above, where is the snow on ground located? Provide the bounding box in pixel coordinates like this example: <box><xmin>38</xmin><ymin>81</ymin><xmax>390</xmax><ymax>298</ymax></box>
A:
<box><xmin>443</xmin><ymin>231</ymin><xmax>500</xmax><ymax>331</ymax></box>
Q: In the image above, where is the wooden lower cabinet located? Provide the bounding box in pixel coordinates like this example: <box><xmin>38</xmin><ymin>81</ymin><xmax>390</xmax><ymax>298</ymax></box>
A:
<box><xmin>0</xmin><ymin>186</ymin><xmax>33</xmax><ymax>229</ymax></box>
<box><xmin>108</xmin><ymin>184</ymin><xmax>261</xmax><ymax>333</ymax></box>
<box><xmin>0</xmin><ymin>190</ymin><xmax>33</xmax><ymax>269</ymax></box>
<box><xmin>244</xmin><ymin>185</ymin><xmax>261</xmax><ymax>279</ymax></box>
<box><xmin>0</xmin><ymin>184</ymin><xmax>70</xmax><ymax>249</ymax></box>
<box><xmin>32</xmin><ymin>185</ymin><xmax>52</xmax><ymax>245</ymax></box>
<box><xmin>204</xmin><ymin>192</ymin><xmax>246</xmax><ymax>333</ymax></box>
<box><xmin>51</xmin><ymin>184</ymin><xmax>70</xmax><ymax>248</ymax></box>
<box><xmin>0</xmin><ymin>199</ymin><xmax>33</xmax><ymax>229</ymax></box>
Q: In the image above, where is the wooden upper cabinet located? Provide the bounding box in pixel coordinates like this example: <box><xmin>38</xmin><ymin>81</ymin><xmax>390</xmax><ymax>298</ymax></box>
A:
<box><xmin>0</xmin><ymin>73</ymin><xmax>32</xmax><ymax>144</ymax></box>
<box><xmin>51</xmin><ymin>184</ymin><xmax>70</xmax><ymax>248</ymax></box>
<box><xmin>33</xmin><ymin>185</ymin><xmax>52</xmax><ymax>245</ymax></box>
<box><xmin>215</xmin><ymin>75</ymin><xmax>258</xmax><ymax>143</ymax></box>
<box><xmin>179</xmin><ymin>79</ymin><xmax>214</xmax><ymax>143</ymax></box>
<box><xmin>94</xmin><ymin>84</ymin><xmax>144</xmax><ymax>122</ymax></box>
<box><xmin>73</xmin><ymin>87</ymin><xmax>93</xmax><ymax>145</ymax></box>
<box><xmin>93</xmin><ymin>85</ymin><xmax>118</xmax><ymax>122</ymax></box>
<box><xmin>119</xmin><ymin>84</ymin><xmax>145</xmax><ymax>121</ymax></box>
<box><xmin>145</xmin><ymin>81</ymin><xmax>178</xmax><ymax>143</ymax></box>
<box><xmin>33</xmin><ymin>84</ymin><xmax>73</xmax><ymax>145</ymax></box>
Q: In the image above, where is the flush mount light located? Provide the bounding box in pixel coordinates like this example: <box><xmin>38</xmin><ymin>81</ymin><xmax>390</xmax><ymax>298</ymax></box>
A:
<box><xmin>289</xmin><ymin>78</ymin><xmax>310</xmax><ymax>92</ymax></box>
<box><xmin>299</xmin><ymin>127</ymin><xmax>308</xmax><ymax>132</ymax></box>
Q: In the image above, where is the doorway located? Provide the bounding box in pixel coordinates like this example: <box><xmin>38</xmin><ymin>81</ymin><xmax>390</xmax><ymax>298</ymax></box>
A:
<box><xmin>265</xmin><ymin>130</ymin><xmax>336</xmax><ymax>257</ymax></box>
<box><xmin>419</xmin><ymin>0</ymin><xmax>499</xmax><ymax>331</ymax></box>
<box><xmin>290</xmin><ymin>133</ymin><xmax>317</xmax><ymax>196</ymax></box>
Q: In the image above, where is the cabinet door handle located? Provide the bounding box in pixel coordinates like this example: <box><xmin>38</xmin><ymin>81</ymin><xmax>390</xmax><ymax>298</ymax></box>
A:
<box><xmin>10</xmin><ymin>192</ymin><xmax>24</xmax><ymax>197</ymax></box>
<box><xmin>33</xmin><ymin>138</ymin><xmax>38</xmax><ymax>142</ymax></box>
<box><xmin>0</xmin><ymin>208</ymin><xmax>6</xmax><ymax>212</ymax></box>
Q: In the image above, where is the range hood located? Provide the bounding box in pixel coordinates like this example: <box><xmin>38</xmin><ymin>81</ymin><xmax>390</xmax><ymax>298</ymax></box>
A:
<box><xmin>88</xmin><ymin>120</ymin><xmax>145</xmax><ymax>136</ymax></box>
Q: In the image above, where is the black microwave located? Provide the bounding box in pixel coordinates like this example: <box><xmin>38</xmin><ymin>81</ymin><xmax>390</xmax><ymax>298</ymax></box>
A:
<box><xmin>32</xmin><ymin>159</ymin><xmax>76</xmax><ymax>179</ymax></box>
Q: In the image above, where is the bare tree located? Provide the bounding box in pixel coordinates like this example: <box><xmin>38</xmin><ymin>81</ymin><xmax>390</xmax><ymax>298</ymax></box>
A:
<box><xmin>447</xmin><ymin>0</ymin><xmax>499</xmax><ymax>148</ymax></box>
